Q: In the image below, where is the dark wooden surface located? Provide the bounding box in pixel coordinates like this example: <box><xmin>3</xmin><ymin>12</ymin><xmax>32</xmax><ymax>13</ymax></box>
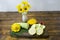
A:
<box><xmin>0</xmin><ymin>11</ymin><xmax>60</xmax><ymax>40</ymax></box>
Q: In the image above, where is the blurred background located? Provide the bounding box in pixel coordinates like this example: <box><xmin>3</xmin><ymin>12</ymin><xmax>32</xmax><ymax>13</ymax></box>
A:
<box><xmin>0</xmin><ymin>0</ymin><xmax>60</xmax><ymax>40</ymax></box>
<box><xmin>0</xmin><ymin>0</ymin><xmax>60</xmax><ymax>12</ymax></box>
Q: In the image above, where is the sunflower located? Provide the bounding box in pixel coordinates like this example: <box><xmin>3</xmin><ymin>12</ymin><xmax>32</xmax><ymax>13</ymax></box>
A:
<box><xmin>16</xmin><ymin>3</ymin><xmax>22</xmax><ymax>8</ymax></box>
<box><xmin>27</xmin><ymin>18</ymin><xmax>37</xmax><ymax>25</ymax></box>
<box><xmin>18</xmin><ymin>7</ymin><xmax>24</xmax><ymax>13</ymax></box>
<box><xmin>26</xmin><ymin>4</ymin><xmax>31</xmax><ymax>8</ymax></box>
<box><xmin>22</xmin><ymin>1</ymin><xmax>31</xmax><ymax>8</ymax></box>
<box><xmin>11</xmin><ymin>23</ymin><xmax>21</xmax><ymax>32</ymax></box>
<box><xmin>23</xmin><ymin>5</ymin><xmax>30</xmax><ymax>12</ymax></box>
<box><xmin>22</xmin><ymin>1</ymin><xmax>28</xmax><ymax>5</ymax></box>
<box><xmin>16</xmin><ymin>4</ymin><xmax>24</xmax><ymax>13</ymax></box>
<box><xmin>16</xmin><ymin>0</ymin><xmax>31</xmax><ymax>13</ymax></box>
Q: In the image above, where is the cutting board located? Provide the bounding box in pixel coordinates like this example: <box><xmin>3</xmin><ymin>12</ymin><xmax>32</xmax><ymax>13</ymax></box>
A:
<box><xmin>10</xmin><ymin>28</ymin><xmax>49</xmax><ymax>38</ymax></box>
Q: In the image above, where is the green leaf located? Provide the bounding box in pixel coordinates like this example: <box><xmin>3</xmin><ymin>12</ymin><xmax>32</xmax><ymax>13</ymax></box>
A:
<box><xmin>11</xmin><ymin>28</ymin><xmax>28</xmax><ymax>36</ymax></box>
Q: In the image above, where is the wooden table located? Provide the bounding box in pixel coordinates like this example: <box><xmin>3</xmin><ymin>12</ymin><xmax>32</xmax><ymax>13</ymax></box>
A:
<box><xmin>0</xmin><ymin>11</ymin><xmax>60</xmax><ymax>40</ymax></box>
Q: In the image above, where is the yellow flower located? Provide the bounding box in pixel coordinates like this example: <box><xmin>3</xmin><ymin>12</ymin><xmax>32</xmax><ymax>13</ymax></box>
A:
<box><xmin>16</xmin><ymin>0</ymin><xmax>31</xmax><ymax>13</ymax></box>
<box><xmin>22</xmin><ymin>1</ymin><xmax>31</xmax><ymax>8</ymax></box>
<box><xmin>18</xmin><ymin>7</ymin><xmax>24</xmax><ymax>13</ymax></box>
<box><xmin>16</xmin><ymin>4</ymin><xmax>24</xmax><ymax>13</ymax></box>
<box><xmin>11</xmin><ymin>23</ymin><xmax>21</xmax><ymax>32</ymax></box>
<box><xmin>16</xmin><ymin>4</ymin><xmax>22</xmax><ymax>8</ymax></box>
<box><xmin>22</xmin><ymin>1</ymin><xmax>28</xmax><ymax>5</ymax></box>
<box><xmin>23</xmin><ymin>6</ymin><xmax>29</xmax><ymax>12</ymax></box>
<box><xmin>27</xmin><ymin>18</ymin><xmax>37</xmax><ymax>25</ymax></box>
<box><xmin>26</xmin><ymin>4</ymin><xmax>31</xmax><ymax>8</ymax></box>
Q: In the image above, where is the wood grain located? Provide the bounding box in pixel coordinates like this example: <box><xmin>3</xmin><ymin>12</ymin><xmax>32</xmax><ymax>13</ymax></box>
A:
<box><xmin>0</xmin><ymin>11</ymin><xmax>60</xmax><ymax>40</ymax></box>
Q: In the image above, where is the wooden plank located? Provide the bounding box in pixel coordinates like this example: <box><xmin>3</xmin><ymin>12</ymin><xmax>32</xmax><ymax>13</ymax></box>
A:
<box><xmin>0</xmin><ymin>25</ymin><xmax>60</xmax><ymax>36</ymax></box>
<box><xmin>48</xmin><ymin>36</ymin><xmax>60</xmax><ymax>40</ymax></box>
<box><xmin>0</xmin><ymin>11</ymin><xmax>60</xmax><ymax>40</ymax></box>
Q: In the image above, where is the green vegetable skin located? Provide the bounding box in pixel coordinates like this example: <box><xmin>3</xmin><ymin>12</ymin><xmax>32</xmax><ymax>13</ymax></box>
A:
<box><xmin>20</xmin><ymin>23</ymin><xmax>29</xmax><ymax>29</ymax></box>
<box><xmin>11</xmin><ymin>28</ymin><xmax>28</xmax><ymax>37</ymax></box>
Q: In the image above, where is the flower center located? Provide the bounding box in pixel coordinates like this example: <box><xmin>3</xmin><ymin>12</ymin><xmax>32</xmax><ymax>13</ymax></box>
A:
<box><xmin>24</xmin><ymin>8</ymin><xmax>27</xmax><ymax>10</ymax></box>
<box><xmin>15</xmin><ymin>27</ymin><xmax>19</xmax><ymax>30</ymax></box>
<box><xmin>20</xmin><ymin>9</ymin><xmax>22</xmax><ymax>11</ymax></box>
